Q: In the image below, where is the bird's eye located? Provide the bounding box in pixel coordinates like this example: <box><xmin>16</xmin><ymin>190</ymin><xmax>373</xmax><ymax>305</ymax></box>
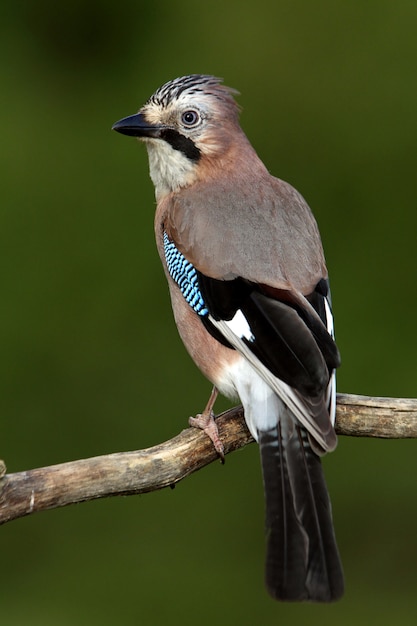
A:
<box><xmin>181</xmin><ymin>110</ymin><xmax>200</xmax><ymax>126</ymax></box>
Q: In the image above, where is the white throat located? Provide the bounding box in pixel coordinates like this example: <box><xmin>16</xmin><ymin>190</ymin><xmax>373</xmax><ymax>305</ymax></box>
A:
<box><xmin>145</xmin><ymin>139</ymin><xmax>198</xmax><ymax>200</ymax></box>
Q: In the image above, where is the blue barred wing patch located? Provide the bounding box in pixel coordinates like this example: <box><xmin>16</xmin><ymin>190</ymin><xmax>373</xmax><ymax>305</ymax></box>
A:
<box><xmin>163</xmin><ymin>232</ymin><xmax>208</xmax><ymax>316</ymax></box>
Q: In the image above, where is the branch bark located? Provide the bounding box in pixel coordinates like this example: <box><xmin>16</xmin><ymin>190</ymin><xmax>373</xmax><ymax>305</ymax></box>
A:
<box><xmin>1</xmin><ymin>392</ymin><xmax>417</xmax><ymax>525</ymax></box>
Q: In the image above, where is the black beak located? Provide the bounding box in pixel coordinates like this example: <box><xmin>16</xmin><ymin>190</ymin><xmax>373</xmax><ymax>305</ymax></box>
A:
<box><xmin>112</xmin><ymin>113</ymin><xmax>163</xmax><ymax>138</ymax></box>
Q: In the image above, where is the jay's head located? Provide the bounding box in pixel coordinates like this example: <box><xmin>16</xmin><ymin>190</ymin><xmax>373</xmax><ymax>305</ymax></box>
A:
<box><xmin>113</xmin><ymin>75</ymin><xmax>250</xmax><ymax>199</ymax></box>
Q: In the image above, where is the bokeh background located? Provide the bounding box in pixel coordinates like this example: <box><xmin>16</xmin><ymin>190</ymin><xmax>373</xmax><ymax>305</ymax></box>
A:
<box><xmin>1</xmin><ymin>1</ymin><xmax>417</xmax><ymax>624</ymax></box>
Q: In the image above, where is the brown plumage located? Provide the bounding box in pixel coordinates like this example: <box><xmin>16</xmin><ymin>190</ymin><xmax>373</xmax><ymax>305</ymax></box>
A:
<box><xmin>113</xmin><ymin>74</ymin><xmax>344</xmax><ymax>602</ymax></box>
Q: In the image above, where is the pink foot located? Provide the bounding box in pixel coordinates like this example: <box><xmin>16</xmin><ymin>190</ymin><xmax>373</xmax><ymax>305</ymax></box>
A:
<box><xmin>188</xmin><ymin>387</ymin><xmax>225</xmax><ymax>462</ymax></box>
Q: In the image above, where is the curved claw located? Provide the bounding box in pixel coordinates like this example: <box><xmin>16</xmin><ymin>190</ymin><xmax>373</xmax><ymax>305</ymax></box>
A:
<box><xmin>189</xmin><ymin>411</ymin><xmax>225</xmax><ymax>462</ymax></box>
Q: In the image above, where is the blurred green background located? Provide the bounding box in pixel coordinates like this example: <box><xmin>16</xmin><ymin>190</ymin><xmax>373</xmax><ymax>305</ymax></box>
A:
<box><xmin>1</xmin><ymin>1</ymin><xmax>417</xmax><ymax>624</ymax></box>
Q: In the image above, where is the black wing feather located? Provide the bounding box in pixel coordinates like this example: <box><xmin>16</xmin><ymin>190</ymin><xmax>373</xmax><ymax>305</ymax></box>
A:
<box><xmin>197</xmin><ymin>272</ymin><xmax>339</xmax><ymax>397</ymax></box>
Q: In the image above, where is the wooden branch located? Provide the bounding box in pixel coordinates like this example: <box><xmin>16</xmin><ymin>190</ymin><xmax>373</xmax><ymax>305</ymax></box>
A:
<box><xmin>1</xmin><ymin>392</ymin><xmax>417</xmax><ymax>526</ymax></box>
<box><xmin>334</xmin><ymin>393</ymin><xmax>417</xmax><ymax>438</ymax></box>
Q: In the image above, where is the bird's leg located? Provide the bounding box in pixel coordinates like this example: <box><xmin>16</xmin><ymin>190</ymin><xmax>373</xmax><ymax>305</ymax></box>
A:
<box><xmin>189</xmin><ymin>386</ymin><xmax>224</xmax><ymax>462</ymax></box>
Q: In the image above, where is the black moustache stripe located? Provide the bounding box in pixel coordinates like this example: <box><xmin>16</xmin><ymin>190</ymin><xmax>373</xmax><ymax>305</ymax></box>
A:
<box><xmin>159</xmin><ymin>129</ymin><xmax>201</xmax><ymax>162</ymax></box>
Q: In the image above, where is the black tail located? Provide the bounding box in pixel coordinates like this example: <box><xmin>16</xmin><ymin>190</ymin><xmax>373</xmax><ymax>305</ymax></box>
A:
<box><xmin>258</xmin><ymin>412</ymin><xmax>344</xmax><ymax>602</ymax></box>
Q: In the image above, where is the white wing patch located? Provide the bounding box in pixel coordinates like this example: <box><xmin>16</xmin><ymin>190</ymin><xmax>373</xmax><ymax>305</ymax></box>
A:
<box><xmin>225</xmin><ymin>309</ymin><xmax>255</xmax><ymax>342</ymax></box>
<box><xmin>324</xmin><ymin>296</ymin><xmax>334</xmax><ymax>337</ymax></box>
<box><xmin>323</xmin><ymin>295</ymin><xmax>337</xmax><ymax>426</ymax></box>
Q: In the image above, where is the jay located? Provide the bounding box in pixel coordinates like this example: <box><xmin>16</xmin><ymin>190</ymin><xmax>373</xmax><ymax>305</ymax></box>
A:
<box><xmin>112</xmin><ymin>74</ymin><xmax>344</xmax><ymax>602</ymax></box>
